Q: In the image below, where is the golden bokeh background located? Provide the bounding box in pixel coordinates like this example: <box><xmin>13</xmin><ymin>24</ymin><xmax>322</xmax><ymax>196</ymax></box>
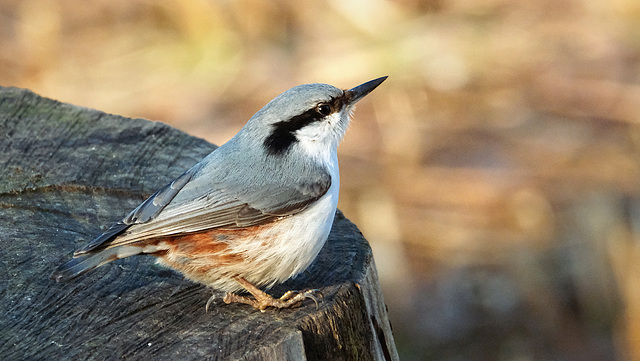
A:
<box><xmin>3</xmin><ymin>0</ymin><xmax>640</xmax><ymax>359</ymax></box>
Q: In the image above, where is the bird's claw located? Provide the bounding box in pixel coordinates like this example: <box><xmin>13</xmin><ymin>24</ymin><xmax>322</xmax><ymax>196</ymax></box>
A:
<box><xmin>221</xmin><ymin>276</ymin><xmax>324</xmax><ymax>311</ymax></box>
<box><xmin>223</xmin><ymin>288</ymin><xmax>324</xmax><ymax>311</ymax></box>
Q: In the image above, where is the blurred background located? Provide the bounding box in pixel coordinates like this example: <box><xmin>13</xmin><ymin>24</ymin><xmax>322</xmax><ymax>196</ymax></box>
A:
<box><xmin>2</xmin><ymin>0</ymin><xmax>640</xmax><ymax>359</ymax></box>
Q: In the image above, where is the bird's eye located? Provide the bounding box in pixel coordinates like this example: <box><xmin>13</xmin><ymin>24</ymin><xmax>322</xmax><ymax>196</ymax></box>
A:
<box><xmin>316</xmin><ymin>103</ymin><xmax>332</xmax><ymax>116</ymax></box>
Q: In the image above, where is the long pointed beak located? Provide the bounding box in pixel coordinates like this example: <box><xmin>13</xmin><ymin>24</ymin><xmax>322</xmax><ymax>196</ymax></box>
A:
<box><xmin>346</xmin><ymin>76</ymin><xmax>388</xmax><ymax>105</ymax></box>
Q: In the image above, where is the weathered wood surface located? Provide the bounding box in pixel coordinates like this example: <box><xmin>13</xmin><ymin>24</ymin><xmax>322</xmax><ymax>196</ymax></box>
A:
<box><xmin>0</xmin><ymin>86</ymin><xmax>398</xmax><ymax>361</ymax></box>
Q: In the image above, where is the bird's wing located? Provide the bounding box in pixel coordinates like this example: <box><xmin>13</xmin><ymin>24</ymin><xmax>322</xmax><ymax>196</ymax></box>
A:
<box><xmin>74</xmin><ymin>164</ymin><xmax>331</xmax><ymax>255</ymax></box>
<box><xmin>74</xmin><ymin>168</ymin><xmax>196</xmax><ymax>255</ymax></box>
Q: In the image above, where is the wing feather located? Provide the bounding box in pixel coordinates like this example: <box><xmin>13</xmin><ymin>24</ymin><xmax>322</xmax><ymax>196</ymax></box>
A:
<box><xmin>75</xmin><ymin>161</ymin><xmax>332</xmax><ymax>254</ymax></box>
<box><xmin>75</xmin><ymin>168</ymin><xmax>196</xmax><ymax>255</ymax></box>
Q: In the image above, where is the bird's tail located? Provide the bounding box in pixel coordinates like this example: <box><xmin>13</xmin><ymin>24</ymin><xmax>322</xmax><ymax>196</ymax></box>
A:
<box><xmin>50</xmin><ymin>246</ymin><xmax>142</xmax><ymax>282</ymax></box>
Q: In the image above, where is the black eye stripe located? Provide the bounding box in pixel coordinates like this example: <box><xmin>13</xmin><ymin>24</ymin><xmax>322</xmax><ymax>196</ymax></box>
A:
<box><xmin>263</xmin><ymin>109</ymin><xmax>322</xmax><ymax>155</ymax></box>
<box><xmin>277</xmin><ymin>108</ymin><xmax>324</xmax><ymax>134</ymax></box>
<box><xmin>329</xmin><ymin>94</ymin><xmax>347</xmax><ymax>114</ymax></box>
<box><xmin>263</xmin><ymin>93</ymin><xmax>348</xmax><ymax>155</ymax></box>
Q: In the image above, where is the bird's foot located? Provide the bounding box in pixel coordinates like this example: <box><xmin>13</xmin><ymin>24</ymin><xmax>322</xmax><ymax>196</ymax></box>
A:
<box><xmin>224</xmin><ymin>276</ymin><xmax>323</xmax><ymax>311</ymax></box>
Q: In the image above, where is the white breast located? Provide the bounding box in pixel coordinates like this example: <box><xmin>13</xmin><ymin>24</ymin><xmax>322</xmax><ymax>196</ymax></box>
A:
<box><xmin>233</xmin><ymin>153</ymin><xmax>340</xmax><ymax>288</ymax></box>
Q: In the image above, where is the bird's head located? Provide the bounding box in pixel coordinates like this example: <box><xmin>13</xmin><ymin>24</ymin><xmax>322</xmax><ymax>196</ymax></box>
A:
<box><xmin>236</xmin><ymin>77</ymin><xmax>387</xmax><ymax>161</ymax></box>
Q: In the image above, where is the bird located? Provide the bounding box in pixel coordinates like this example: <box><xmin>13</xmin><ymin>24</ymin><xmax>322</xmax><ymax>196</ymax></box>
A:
<box><xmin>50</xmin><ymin>76</ymin><xmax>387</xmax><ymax>311</ymax></box>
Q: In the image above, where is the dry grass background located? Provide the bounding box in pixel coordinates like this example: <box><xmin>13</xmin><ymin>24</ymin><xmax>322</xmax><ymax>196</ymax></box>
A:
<box><xmin>2</xmin><ymin>0</ymin><xmax>640</xmax><ymax>359</ymax></box>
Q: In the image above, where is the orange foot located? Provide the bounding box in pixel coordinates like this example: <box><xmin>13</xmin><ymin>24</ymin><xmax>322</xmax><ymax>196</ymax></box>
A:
<box><xmin>214</xmin><ymin>275</ymin><xmax>323</xmax><ymax>311</ymax></box>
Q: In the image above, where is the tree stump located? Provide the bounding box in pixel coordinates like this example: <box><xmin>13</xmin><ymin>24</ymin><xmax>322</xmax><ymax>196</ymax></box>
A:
<box><xmin>0</xmin><ymin>86</ymin><xmax>398</xmax><ymax>361</ymax></box>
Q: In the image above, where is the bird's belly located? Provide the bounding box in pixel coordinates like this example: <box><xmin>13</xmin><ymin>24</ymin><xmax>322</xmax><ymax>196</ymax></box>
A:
<box><xmin>154</xmin><ymin>192</ymin><xmax>338</xmax><ymax>292</ymax></box>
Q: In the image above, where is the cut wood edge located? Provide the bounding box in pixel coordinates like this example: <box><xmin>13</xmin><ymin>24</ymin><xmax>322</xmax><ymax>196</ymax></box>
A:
<box><xmin>359</xmin><ymin>258</ymin><xmax>400</xmax><ymax>361</ymax></box>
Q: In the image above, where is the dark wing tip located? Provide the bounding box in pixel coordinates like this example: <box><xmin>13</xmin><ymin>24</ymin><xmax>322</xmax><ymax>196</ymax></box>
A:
<box><xmin>50</xmin><ymin>257</ymin><xmax>90</xmax><ymax>282</ymax></box>
<box><xmin>74</xmin><ymin>221</ymin><xmax>129</xmax><ymax>256</ymax></box>
<box><xmin>74</xmin><ymin>168</ymin><xmax>196</xmax><ymax>256</ymax></box>
<box><xmin>124</xmin><ymin>169</ymin><xmax>195</xmax><ymax>224</ymax></box>
<box><xmin>51</xmin><ymin>250</ymin><xmax>119</xmax><ymax>282</ymax></box>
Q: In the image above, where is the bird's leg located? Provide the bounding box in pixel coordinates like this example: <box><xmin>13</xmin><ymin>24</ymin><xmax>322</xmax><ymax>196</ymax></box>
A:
<box><xmin>223</xmin><ymin>275</ymin><xmax>323</xmax><ymax>311</ymax></box>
